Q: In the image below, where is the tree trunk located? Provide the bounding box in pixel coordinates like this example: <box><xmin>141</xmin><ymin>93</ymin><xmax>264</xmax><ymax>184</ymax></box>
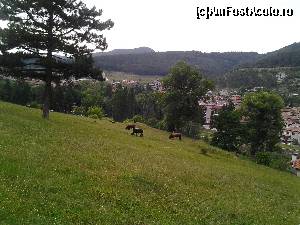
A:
<box><xmin>42</xmin><ymin>7</ymin><xmax>54</xmax><ymax>119</ymax></box>
<box><xmin>42</xmin><ymin>79</ymin><xmax>51</xmax><ymax>119</ymax></box>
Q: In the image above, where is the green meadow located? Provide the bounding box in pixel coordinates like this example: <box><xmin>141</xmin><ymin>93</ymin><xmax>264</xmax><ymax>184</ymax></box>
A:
<box><xmin>0</xmin><ymin>101</ymin><xmax>299</xmax><ymax>225</ymax></box>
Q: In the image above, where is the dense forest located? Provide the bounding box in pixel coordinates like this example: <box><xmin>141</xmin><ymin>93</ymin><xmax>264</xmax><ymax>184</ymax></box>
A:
<box><xmin>247</xmin><ymin>42</ymin><xmax>300</xmax><ymax>68</ymax></box>
<box><xmin>222</xmin><ymin>67</ymin><xmax>300</xmax><ymax>106</ymax></box>
<box><xmin>223</xmin><ymin>67</ymin><xmax>300</xmax><ymax>88</ymax></box>
<box><xmin>93</xmin><ymin>42</ymin><xmax>300</xmax><ymax>80</ymax></box>
<box><xmin>223</xmin><ymin>68</ymin><xmax>280</xmax><ymax>88</ymax></box>
<box><xmin>93</xmin><ymin>51</ymin><xmax>259</xmax><ymax>78</ymax></box>
<box><xmin>221</xmin><ymin>42</ymin><xmax>300</xmax><ymax>88</ymax></box>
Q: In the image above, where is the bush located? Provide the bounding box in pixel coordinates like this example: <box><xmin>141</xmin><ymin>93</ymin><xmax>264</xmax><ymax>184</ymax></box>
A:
<box><xmin>271</xmin><ymin>144</ymin><xmax>284</xmax><ymax>153</ymax></box>
<box><xmin>123</xmin><ymin>118</ymin><xmax>134</xmax><ymax>124</ymax></box>
<box><xmin>269</xmin><ymin>153</ymin><xmax>290</xmax><ymax>171</ymax></box>
<box><xmin>200</xmin><ymin>134</ymin><xmax>211</xmax><ymax>143</ymax></box>
<box><xmin>255</xmin><ymin>151</ymin><xmax>290</xmax><ymax>171</ymax></box>
<box><xmin>132</xmin><ymin>115</ymin><xmax>146</xmax><ymax>123</ymax></box>
<box><xmin>72</xmin><ymin>105</ymin><xmax>86</xmax><ymax>116</ymax></box>
<box><xmin>145</xmin><ymin>118</ymin><xmax>160</xmax><ymax>127</ymax></box>
<box><xmin>156</xmin><ymin>120</ymin><xmax>167</xmax><ymax>130</ymax></box>
<box><xmin>88</xmin><ymin>114</ymin><xmax>99</xmax><ymax>119</ymax></box>
<box><xmin>181</xmin><ymin>121</ymin><xmax>201</xmax><ymax>139</ymax></box>
<box><xmin>27</xmin><ymin>101</ymin><xmax>42</xmax><ymax>109</ymax></box>
<box><xmin>256</xmin><ymin>152</ymin><xmax>272</xmax><ymax>166</ymax></box>
<box><xmin>87</xmin><ymin>106</ymin><xmax>104</xmax><ymax>119</ymax></box>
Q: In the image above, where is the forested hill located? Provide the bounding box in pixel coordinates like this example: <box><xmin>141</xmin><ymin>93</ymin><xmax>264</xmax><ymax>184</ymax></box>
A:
<box><xmin>223</xmin><ymin>42</ymin><xmax>300</xmax><ymax>88</ymax></box>
<box><xmin>244</xmin><ymin>42</ymin><xmax>300</xmax><ymax>68</ymax></box>
<box><xmin>94</xmin><ymin>47</ymin><xmax>155</xmax><ymax>56</ymax></box>
<box><xmin>93</xmin><ymin>50</ymin><xmax>259</xmax><ymax>78</ymax></box>
<box><xmin>93</xmin><ymin>43</ymin><xmax>300</xmax><ymax>78</ymax></box>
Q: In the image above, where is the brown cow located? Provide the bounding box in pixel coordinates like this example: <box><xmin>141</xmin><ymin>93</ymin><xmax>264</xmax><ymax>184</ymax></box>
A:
<box><xmin>169</xmin><ymin>132</ymin><xmax>182</xmax><ymax>140</ymax></box>
<box><xmin>125</xmin><ymin>124</ymin><xmax>136</xmax><ymax>130</ymax></box>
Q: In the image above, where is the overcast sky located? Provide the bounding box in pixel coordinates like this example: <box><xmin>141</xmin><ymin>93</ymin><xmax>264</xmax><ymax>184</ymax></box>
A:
<box><xmin>84</xmin><ymin>0</ymin><xmax>300</xmax><ymax>53</ymax></box>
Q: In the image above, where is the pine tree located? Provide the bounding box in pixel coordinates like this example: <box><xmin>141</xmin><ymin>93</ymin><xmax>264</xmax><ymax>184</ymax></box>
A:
<box><xmin>0</xmin><ymin>0</ymin><xmax>113</xmax><ymax>118</ymax></box>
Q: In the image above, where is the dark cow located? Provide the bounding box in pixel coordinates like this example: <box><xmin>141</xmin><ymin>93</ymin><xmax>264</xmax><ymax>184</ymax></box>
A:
<box><xmin>125</xmin><ymin>124</ymin><xmax>143</xmax><ymax>137</ymax></box>
<box><xmin>125</xmin><ymin>124</ymin><xmax>136</xmax><ymax>130</ymax></box>
<box><xmin>169</xmin><ymin>132</ymin><xmax>182</xmax><ymax>140</ymax></box>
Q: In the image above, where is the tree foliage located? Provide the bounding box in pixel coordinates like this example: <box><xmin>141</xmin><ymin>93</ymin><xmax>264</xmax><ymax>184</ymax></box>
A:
<box><xmin>0</xmin><ymin>78</ymin><xmax>31</xmax><ymax>105</ymax></box>
<box><xmin>111</xmin><ymin>85</ymin><xmax>139</xmax><ymax>122</ymax></box>
<box><xmin>241</xmin><ymin>91</ymin><xmax>284</xmax><ymax>155</ymax></box>
<box><xmin>136</xmin><ymin>92</ymin><xmax>164</xmax><ymax>121</ymax></box>
<box><xmin>252</xmin><ymin>42</ymin><xmax>300</xmax><ymax>68</ymax></box>
<box><xmin>87</xmin><ymin>106</ymin><xmax>104</xmax><ymax>119</ymax></box>
<box><xmin>162</xmin><ymin>61</ymin><xmax>214</xmax><ymax>131</ymax></box>
<box><xmin>0</xmin><ymin>0</ymin><xmax>113</xmax><ymax>118</ymax></box>
<box><xmin>211</xmin><ymin>102</ymin><xmax>243</xmax><ymax>152</ymax></box>
<box><xmin>224</xmin><ymin>69</ymin><xmax>278</xmax><ymax>89</ymax></box>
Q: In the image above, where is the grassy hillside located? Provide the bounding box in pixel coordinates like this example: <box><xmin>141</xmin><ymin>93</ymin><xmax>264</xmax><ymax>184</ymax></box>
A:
<box><xmin>0</xmin><ymin>101</ymin><xmax>299</xmax><ymax>225</ymax></box>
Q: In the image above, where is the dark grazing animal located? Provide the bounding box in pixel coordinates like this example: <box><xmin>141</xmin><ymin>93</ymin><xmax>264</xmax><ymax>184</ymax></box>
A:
<box><xmin>125</xmin><ymin>124</ymin><xmax>143</xmax><ymax>137</ymax></box>
<box><xmin>125</xmin><ymin>124</ymin><xmax>136</xmax><ymax>130</ymax></box>
<box><xmin>132</xmin><ymin>127</ymin><xmax>143</xmax><ymax>137</ymax></box>
<box><xmin>169</xmin><ymin>132</ymin><xmax>182</xmax><ymax>140</ymax></box>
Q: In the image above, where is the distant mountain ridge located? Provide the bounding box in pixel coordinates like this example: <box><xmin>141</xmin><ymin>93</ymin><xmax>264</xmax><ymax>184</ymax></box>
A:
<box><xmin>92</xmin><ymin>42</ymin><xmax>300</xmax><ymax>79</ymax></box>
<box><xmin>93</xmin><ymin>50</ymin><xmax>259</xmax><ymax>78</ymax></box>
<box><xmin>94</xmin><ymin>47</ymin><xmax>155</xmax><ymax>56</ymax></box>
<box><xmin>223</xmin><ymin>42</ymin><xmax>300</xmax><ymax>88</ymax></box>
<box><xmin>246</xmin><ymin>42</ymin><xmax>300</xmax><ymax>68</ymax></box>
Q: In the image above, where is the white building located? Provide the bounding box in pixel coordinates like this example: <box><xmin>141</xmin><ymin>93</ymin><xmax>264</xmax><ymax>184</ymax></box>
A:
<box><xmin>148</xmin><ymin>80</ymin><xmax>163</xmax><ymax>92</ymax></box>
